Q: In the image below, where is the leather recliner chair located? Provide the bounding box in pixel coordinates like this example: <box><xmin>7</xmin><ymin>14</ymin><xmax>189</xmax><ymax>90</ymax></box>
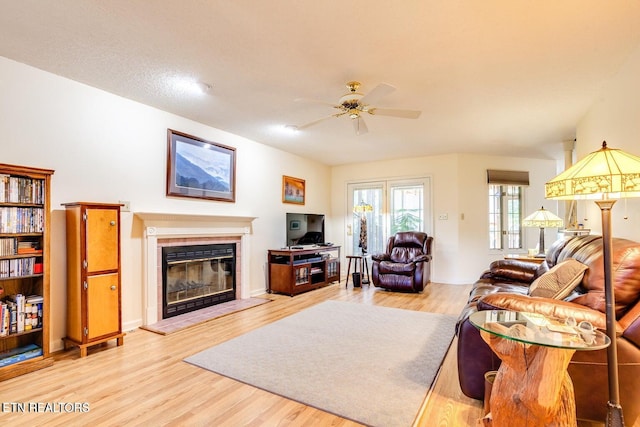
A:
<box><xmin>371</xmin><ymin>231</ymin><xmax>433</xmax><ymax>292</ymax></box>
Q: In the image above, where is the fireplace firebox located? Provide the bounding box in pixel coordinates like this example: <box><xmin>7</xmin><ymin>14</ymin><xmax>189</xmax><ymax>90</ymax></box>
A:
<box><xmin>161</xmin><ymin>243</ymin><xmax>236</xmax><ymax>319</ymax></box>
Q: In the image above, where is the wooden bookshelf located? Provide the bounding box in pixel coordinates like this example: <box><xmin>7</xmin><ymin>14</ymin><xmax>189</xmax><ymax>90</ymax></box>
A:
<box><xmin>0</xmin><ymin>164</ymin><xmax>54</xmax><ymax>381</ymax></box>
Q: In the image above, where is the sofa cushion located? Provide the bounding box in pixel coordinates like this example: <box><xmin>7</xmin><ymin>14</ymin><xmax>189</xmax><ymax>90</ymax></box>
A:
<box><xmin>528</xmin><ymin>259</ymin><xmax>588</xmax><ymax>299</ymax></box>
<box><xmin>571</xmin><ymin>241</ymin><xmax>640</xmax><ymax>318</ymax></box>
<box><xmin>487</xmin><ymin>259</ymin><xmax>540</xmax><ymax>283</ymax></box>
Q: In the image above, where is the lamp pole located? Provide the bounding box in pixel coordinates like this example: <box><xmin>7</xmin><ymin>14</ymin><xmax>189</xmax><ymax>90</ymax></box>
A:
<box><xmin>595</xmin><ymin>198</ymin><xmax>625</xmax><ymax>427</ymax></box>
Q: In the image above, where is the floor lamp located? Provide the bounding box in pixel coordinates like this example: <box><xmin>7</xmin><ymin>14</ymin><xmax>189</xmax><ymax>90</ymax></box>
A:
<box><xmin>545</xmin><ymin>141</ymin><xmax>640</xmax><ymax>427</ymax></box>
<box><xmin>353</xmin><ymin>201</ymin><xmax>373</xmax><ymax>255</ymax></box>
<box><xmin>522</xmin><ymin>206</ymin><xmax>563</xmax><ymax>257</ymax></box>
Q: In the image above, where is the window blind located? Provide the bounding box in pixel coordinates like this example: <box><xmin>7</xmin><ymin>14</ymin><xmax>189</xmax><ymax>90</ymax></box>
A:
<box><xmin>486</xmin><ymin>169</ymin><xmax>529</xmax><ymax>186</ymax></box>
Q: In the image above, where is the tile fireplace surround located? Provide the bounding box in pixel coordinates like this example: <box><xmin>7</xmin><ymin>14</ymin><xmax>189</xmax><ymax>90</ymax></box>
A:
<box><xmin>135</xmin><ymin>212</ymin><xmax>256</xmax><ymax>326</ymax></box>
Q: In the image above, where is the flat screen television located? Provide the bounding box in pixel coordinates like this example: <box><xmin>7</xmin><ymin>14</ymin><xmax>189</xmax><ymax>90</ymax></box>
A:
<box><xmin>286</xmin><ymin>213</ymin><xmax>325</xmax><ymax>247</ymax></box>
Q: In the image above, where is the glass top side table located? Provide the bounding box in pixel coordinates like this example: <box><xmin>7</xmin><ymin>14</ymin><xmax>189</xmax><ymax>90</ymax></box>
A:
<box><xmin>469</xmin><ymin>310</ymin><xmax>610</xmax><ymax>426</ymax></box>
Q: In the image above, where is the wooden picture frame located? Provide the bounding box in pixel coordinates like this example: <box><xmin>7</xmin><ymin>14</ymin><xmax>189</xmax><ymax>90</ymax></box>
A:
<box><xmin>166</xmin><ymin>129</ymin><xmax>236</xmax><ymax>202</ymax></box>
<box><xmin>282</xmin><ymin>175</ymin><xmax>305</xmax><ymax>205</ymax></box>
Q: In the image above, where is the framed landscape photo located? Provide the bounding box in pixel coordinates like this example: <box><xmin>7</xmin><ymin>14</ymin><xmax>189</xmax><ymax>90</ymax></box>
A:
<box><xmin>167</xmin><ymin>129</ymin><xmax>236</xmax><ymax>202</ymax></box>
<box><xmin>282</xmin><ymin>175</ymin><xmax>305</xmax><ymax>205</ymax></box>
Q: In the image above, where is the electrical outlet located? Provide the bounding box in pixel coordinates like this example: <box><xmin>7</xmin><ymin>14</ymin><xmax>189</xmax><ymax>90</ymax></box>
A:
<box><xmin>119</xmin><ymin>200</ymin><xmax>131</xmax><ymax>212</ymax></box>
<box><xmin>438</xmin><ymin>214</ymin><xmax>448</xmax><ymax>220</ymax></box>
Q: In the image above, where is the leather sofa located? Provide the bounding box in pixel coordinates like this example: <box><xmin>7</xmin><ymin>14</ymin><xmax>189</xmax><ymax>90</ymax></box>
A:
<box><xmin>371</xmin><ymin>231</ymin><xmax>433</xmax><ymax>292</ymax></box>
<box><xmin>456</xmin><ymin>235</ymin><xmax>640</xmax><ymax>424</ymax></box>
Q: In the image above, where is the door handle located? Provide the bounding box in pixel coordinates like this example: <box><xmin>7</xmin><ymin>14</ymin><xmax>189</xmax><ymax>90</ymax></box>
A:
<box><xmin>110</xmin><ymin>285</ymin><xmax>117</xmax><ymax>291</ymax></box>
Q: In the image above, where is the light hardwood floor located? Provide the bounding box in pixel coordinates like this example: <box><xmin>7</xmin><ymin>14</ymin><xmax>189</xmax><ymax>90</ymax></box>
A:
<box><xmin>0</xmin><ymin>282</ymin><xmax>485</xmax><ymax>426</ymax></box>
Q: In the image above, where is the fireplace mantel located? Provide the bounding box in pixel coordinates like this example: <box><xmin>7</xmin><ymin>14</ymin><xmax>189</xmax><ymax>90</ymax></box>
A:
<box><xmin>135</xmin><ymin>212</ymin><xmax>257</xmax><ymax>325</ymax></box>
<box><xmin>135</xmin><ymin>212</ymin><xmax>256</xmax><ymax>233</ymax></box>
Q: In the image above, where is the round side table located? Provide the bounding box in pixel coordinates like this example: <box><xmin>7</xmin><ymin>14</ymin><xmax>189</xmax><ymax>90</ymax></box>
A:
<box><xmin>469</xmin><ymin>310</ymin><xmax>610</xmax><ymax>426</ymax></box>
<box><xmin>345</xmin><ymin>255</ymin><xmax>370</xmax><ymax>287</ymax></box>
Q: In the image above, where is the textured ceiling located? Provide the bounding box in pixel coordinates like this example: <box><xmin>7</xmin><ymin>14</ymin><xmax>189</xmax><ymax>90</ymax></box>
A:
<box><xmin>1</xmin><ymin>1</ymin><xmax>640</xmax><ymax>165</ymax></box>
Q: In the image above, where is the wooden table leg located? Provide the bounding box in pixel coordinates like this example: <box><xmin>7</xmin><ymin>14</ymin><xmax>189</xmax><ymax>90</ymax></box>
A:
<box><xmin>345</xmin><ymin>257</ymin><xmax>353</xmax><ymax>288</ymax></box>
<box><xmin>480</xmin><ymin>327</ymin><xmax>577</xmax><ymax>427</ymax></box>
<box><xmin>362</xmin><ymin>257</ymin><xmax>370</xmax><ymax>285</ymax></box>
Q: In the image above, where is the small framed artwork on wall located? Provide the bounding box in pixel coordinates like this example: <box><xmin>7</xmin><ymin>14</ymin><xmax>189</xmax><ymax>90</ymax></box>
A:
<box><xmin>166</xmin><ymin>129</ymin><xmax>236</xmax><ymax>202</ymax></box>
<box><xmin>282</xmin><ymin>175</ymin><xmax>305</xmax><ymax>205</ymax></box>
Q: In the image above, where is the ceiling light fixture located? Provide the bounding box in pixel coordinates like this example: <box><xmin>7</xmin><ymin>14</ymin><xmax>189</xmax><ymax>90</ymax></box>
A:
<box><xmin>169</xmin><ymin>77</ymin><xmax>213</xmax><ymax>96</ymax></box>
<box><xmin>195</xmin><ymin>81</ymin><xmax>212</xmax><ymax>94</ymax></box>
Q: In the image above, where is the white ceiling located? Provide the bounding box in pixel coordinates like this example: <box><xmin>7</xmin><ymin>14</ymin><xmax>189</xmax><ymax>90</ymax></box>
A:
<box><xmin>2</xmin><ymin>1</ymin><xmax>640</xmax><ymax>165</ymax></box>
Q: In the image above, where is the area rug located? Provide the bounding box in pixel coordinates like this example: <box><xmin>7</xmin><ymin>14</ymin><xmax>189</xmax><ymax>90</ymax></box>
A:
<box><xmin>185</xmin><ymin>300</ymin><xmax>457</xmax><ymax>427</ymax></box>
<box><xmin>141</xmin><ymin>297</ymin><xmax>271</xmax><ymax>335</ymax></box>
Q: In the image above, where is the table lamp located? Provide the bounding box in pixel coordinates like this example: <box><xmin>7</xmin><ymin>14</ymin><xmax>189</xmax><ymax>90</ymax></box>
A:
<box><xmin>545</xmin><ymin>141</ymin><xmax>640</xmax><ymax>427</ymax></box>
<box><xmin>522</xmin><ymin>206</ymin><xmax>564</xmax><ymax>257</ymax></box>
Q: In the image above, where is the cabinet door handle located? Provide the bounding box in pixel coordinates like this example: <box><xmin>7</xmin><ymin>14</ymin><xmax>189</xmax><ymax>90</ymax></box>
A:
<box><xmin>110</xmin><ymin>285</ymin><xmax>117</xmax><ymax>290</ymax></box>
<box><xmin>110</xmin><ymin>220</ymin><xmax>116</xmax><ymax>226</ymax></box>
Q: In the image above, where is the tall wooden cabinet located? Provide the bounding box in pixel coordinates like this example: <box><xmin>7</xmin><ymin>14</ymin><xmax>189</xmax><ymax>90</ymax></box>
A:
<box><xmin>62</xmin><ymin>202</ymin><xmax>124</xmax><ymax>357</ymax></box>
<box><xmin>0</xmin><ymin>164</ymin><xmax>54</xmax><ymax>381</ymax></box>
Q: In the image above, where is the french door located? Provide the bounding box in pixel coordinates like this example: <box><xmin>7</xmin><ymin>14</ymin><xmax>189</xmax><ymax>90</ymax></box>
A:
<box><xmin>347</xmin><ymin>177</ymin><xmax>431</xmax><ymax>256</ymax></box>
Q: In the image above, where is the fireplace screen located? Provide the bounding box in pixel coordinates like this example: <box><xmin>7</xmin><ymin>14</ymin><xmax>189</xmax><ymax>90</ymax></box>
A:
<box><xmin>162</xmin><ymin>244</ymin><xmax>236</xmax><ymax>318</ymax></box>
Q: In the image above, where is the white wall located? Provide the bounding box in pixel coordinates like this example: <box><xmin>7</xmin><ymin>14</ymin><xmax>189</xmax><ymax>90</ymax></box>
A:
<box><xmin>576</xmin><ymin>42</ymin><xmax>640</xmax><ymax>241</ymax></box>
<box><xmin>0</xmin><ymin>56</ymin><xmax>331</xmax><ymax>351</ymax></box>
<box><xmin>331</xmin><ymin>153</ymin><xmax>556</xmax><ymax>285</ymax></box>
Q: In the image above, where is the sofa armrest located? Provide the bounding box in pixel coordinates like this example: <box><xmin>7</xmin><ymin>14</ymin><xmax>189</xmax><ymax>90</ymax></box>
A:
<box><xmin>371</xmin><ymin>253</ymin><xmax>390</xmax><ymax>262</ymax></box>
<box><xmin>478</xmin><ymin>293</ymin><xmax>609</xmax><ymax>331</ymax></box>
<box><xmin>484</xmin><ymin>259</ymin><xmax>544</xmax><ymax>284</ymax></box>
<box><xmin>410</xmin><ymin>254</ymin><xmax>431</xmax><ymax>263</ymax></box>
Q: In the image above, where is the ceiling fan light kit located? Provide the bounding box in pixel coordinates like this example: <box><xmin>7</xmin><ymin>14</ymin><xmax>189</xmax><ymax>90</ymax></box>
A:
<box><xmin>290</xmin><ymin>80</ymin><xmax>421</xmax><ymax>135</ymax></box>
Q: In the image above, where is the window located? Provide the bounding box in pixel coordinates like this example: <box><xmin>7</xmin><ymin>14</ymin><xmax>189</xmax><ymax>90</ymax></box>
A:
<box><xmin>390</xmin><ymin>184</ymin><xmax>424</xmax><ymax>234</ymax></box>
<box><xmin>488</xmin><ymin>184</ymin><xmax>524</xmax><ymax>250</ymax></box>
<box><xmin>347</xmin><ymin>178</ymin><xmax>431</xmax><ymax>256</ymax></box>
<box><xmin>351</xmin><ymin>184</ymin><xmax>384</xmax><ymax>256</ymax></box>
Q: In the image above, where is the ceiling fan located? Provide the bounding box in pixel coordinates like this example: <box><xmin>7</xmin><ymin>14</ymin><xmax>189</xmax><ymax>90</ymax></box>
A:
<box><xmin>288</xmin><ymin>81</ymin><xmax>421</xmax><ymax>135</ymax></box>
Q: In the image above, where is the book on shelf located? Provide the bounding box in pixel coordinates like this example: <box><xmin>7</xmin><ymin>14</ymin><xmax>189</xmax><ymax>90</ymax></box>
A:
<box><xmin>0</xmin><ymin>207</ymin><xmax>45</xmax><ymax>233</ymax></box>
<box><xmin>0</xmin><ymin>175</ymin><xmax>45</xmax><ymax>204</ymax></box>
<box><xmin>0</xmin><ymin>303</ymin><xmax>9</xmax><ymax>336</ymax></box>
<box><xmin>0</xmin><ymin>237</ymin><xmax>17</xmax><ymax>256</ymax></box>
<box><xmin>7</xmin><ymin>294</ymin><xmax>25</xmax><ymax>333</ymax></box>
<box><xmin>25</xmin><ymin>295</ymin><xmax>43</xmax><ymax>329</ymax></box>
<box><xmin>0</xmin><ymin>257</ymin><xmax>38</xmax><ymax>277</ymax></box>
<box><xmin>0</xmin><ymin>343</ymin><xmax>43</xmax><ymax>368</ymax></box>
<box><xmin>17</xmin><ymin>239</ymin><xmax>42</xmax><ymax>254</ymax></box>
<box><xmin>0</xmin><ymin>295</ymin><xmax>43</xmax><ymax>335</ymax></box>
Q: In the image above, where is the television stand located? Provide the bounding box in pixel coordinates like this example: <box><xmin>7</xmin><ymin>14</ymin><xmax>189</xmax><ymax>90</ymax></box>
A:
<box><xmin>268</xmin><ymin>246</ymin><xmax>341</xmax><ymax>296</ymax></box>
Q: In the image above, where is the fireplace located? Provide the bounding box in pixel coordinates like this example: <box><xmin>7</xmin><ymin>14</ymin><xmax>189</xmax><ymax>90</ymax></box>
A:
<box><xmin>162</xmin><ymin>243</ymin><xmax>236</xmax><ymax>318</ymax></box>
<box><xmin>136</xmin><ymin>212</ymin><xmax>256</xmax><ymax>326</ymax></box>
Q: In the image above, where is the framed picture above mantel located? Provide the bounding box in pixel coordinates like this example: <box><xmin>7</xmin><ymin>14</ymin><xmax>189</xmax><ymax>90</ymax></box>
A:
<box><xmin>282</xmin><ymin>175</ymin><xmax>305</xmax><ymax>205</ymax></box>
<box><xmin>166</xmin><ymin>129</ymin><xmax>236</xmax><ymax>202</ymax></box>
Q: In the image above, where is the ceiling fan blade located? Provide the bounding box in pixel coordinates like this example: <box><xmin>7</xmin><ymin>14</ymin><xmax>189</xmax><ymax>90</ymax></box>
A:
<box><xmin>359</xmin><ymin>83</ymin><xmax>396</xmax><ymax>106</ymax></box>
<box><xmin>367</xmin><ymin>108</ymin><xmax>421</xmax><ymax>119</ymax></box>
<box><xmin>292</xmin><ymin>112</ymin><xmax>346</xmax><ymax>130</ymax></box>
<box><xmin>352</xmin><ymin>116</ymin><xmax>368</xmax><ymax>135</ymax></box>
